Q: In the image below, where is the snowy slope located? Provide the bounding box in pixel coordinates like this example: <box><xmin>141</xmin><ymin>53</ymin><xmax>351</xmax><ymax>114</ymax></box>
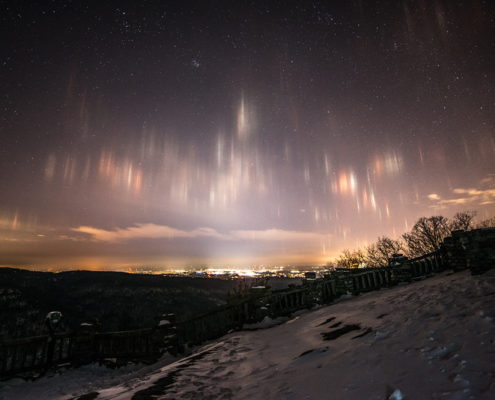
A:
<box><xmin>1</xmin><ymin>269</ymin><xmax>494</xmax><ymax>400</ymax></box>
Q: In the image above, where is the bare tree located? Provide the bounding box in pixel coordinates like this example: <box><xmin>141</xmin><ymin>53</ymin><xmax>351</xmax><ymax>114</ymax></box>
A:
<box><xmin>402</xmin><ymin>216</ymin><xmax>451</xmax><ymax>257</ymax></box>
<box><xmin>476</xmin><ymin>217</ymin><xmax>495</xmax><ymax>229</ymax></box>
<box><xmin>365</xmin><ymin>243</ymin><xmax>382</xmax><ymax>268</ymax></box>
<box><xmin>365</xmin><ymin>236</ymin><xmax>404</xmax><ymax>267</ymax></box>
<box><xmin>450</xmin><ymin>210</ymin><xmax>477</xmax><ymax>231</ymax></box>
<box><xmin>337</xmin><ymin>249</ymin><xmax>365</xmax><ymax>269</ymax></box>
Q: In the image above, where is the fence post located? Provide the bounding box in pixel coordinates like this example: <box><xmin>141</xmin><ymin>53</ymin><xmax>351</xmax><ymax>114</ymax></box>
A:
<box><xmin>43</xmin><ymin>311</ymin><xmax>63</xmax><ymax>372</ymax></box>
<box><xmin>72</xmin><ymin>323</ymin><xmax>97</xmax><ymax>366</ymax></box>
<box><xmin>389</xmin><ymin>254</ymin><xmax>412</xmax><ymax>283</ymax></box>
<box><xmin>152</xmin><ymin>313</ymin><xmax>178</xmax><ymax>356</ymax></box>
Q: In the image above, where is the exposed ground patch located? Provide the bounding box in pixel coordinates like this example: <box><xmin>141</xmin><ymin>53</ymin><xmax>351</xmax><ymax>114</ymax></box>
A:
<box><xmin>352</xmin><ymin>327</ymin><xmax>373</xmax><ymax>339</ymax></box>
<box><xmin>316</xmin><ymin>316</ymin><xmax>335</xmax><ymax>326</ymax></box>
<box><xmin>73</xmin><ymin>393</ymin><xmax>100</xmax><ymax>400</ymax></box>
<box><xmin>298</xmin><ymin>349</ymin><xmax>315</xmax><ymax>358</ymax></box>
<box><xmin>321</xmin><ymin>324</ymin><xmax>361</xmax><ymax>341</ymax></box>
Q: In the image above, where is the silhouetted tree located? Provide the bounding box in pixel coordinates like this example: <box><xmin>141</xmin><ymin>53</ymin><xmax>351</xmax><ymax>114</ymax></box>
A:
<box><xmin>333</xmin><ymin>210</ymin><xmax>494</xmax><ymax>269</ymax></box>
<box><xmin>365</xmin><ymin>236</ymin><xmax>405</xmax><ymax>267</ymax></box>
<box><xmin>337</xmin><ymin>249</ymin><xmax>365</xmax><ymax>269</ymax></box>
<box><xmin>450</xmin><ymin>210</ymin><xmax>477</xmax><ymax>231</ymax></box>
<box><xmin>227</xmin><ymin>279</ymin><xmax>252</xmax><ymax>303</ymax></box>
<box><xmin>402</xmin><ymin>216</ymin><xmax>451</xmax><ymax>257</ymax></box>
<box><xmin>476</xmin><ymin>217</ymin><xmax>495</xmax><ymax>229</ymax></box>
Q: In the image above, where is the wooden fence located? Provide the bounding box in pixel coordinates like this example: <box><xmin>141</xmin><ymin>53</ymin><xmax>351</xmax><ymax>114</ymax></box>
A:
<box><xmin>1</xmin><ymin>227</ymin><xmax>493</xmax><ymax>378</ymax></box>
<box><xmin>0</xmin><ymin>332</ymin><xmax>72</xmax><ymax>376</ymax></box>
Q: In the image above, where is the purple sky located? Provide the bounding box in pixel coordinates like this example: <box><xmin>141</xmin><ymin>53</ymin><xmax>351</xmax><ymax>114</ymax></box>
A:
<box><xmin>1</xmin><ymin>1</ymin><xmax>494</xmax><ymax>270</ymax></box>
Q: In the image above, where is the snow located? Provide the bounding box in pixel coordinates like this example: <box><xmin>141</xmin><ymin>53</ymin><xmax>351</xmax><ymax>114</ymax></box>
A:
<box><xmin>0</xmin><ymin>354</ymin><xmax>179</xmax><ymax>400</ymax></box>
<box><xmin>1</xmin><ymin>269</ymin><xmax>495</xmax><ymax>400</ymax></box>
<box><xmin>388</xmin><ymin>389</ymin><xmax>404</xmax><ymax>400</ymax></box>
<box><xmin>242</xmin><ymin>315</ymin><xmax>290</xmax><ymax>330</ymax></box>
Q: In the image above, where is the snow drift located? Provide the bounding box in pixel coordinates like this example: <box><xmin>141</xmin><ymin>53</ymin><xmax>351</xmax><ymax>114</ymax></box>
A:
<box><xmin>1</xmin><ymin>269</ymin><xmax>494</xmax><ymax>400</ymax></box>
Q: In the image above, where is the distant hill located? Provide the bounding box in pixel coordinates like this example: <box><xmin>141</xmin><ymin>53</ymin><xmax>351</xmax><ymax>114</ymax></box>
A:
<box><xmin>0</xmin><ymin>268</ymin><xmax>243</xmax><ymax>338</ymax></box>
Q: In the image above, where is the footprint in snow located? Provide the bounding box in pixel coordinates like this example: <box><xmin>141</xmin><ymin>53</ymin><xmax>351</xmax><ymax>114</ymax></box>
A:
<box><xmin>316</xmin><ymin>316</ymin><xmax>336</xmax><ymax>326</ymax></box>
<box><xmin>321</xmin><ymin>324</ymin><xmax>361</xmax><ymax>341</ymax></box>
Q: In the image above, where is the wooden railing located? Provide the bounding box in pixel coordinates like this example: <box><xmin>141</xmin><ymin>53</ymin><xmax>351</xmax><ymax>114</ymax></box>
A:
<box><xmin>0</xmin><ymin>332</ymin><xmax>72</xmax><ymax>376</ymax></box>
<box><xmin>3</xmin><ymin>228</ymin><xmax>493</xmax><ymax>378</ymax></box>
<box><xmin>0</xmin><ymin>257</ymin><xmax>443</xmax><ymax>378</ymax></box>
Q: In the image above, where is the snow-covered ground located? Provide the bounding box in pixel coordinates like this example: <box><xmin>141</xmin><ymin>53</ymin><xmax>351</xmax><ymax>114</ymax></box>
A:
<box><xmin>1</xmin><ymin>269</ymin><xmax>494</xmax><ymax>400</ymax></box>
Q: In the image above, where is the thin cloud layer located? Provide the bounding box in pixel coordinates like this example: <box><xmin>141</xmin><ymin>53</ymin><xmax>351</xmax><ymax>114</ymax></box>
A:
<box><xmin>231</xmin><ymin>229</ymin><xmax>330</xmax><ymax>242</ymax></box>
<box><xmin>73</xmin><ymin>224</ymin><xmax>331</xmax><ymax>243</ymax></box>
<box><xmin>73</xmin><ymin>224</ymin><xmax>226</xmax><ymax>242</ymax></box>
<box><xmin>428</xmin><ymin>176</ymin><xmax>495</xmax><ymax>208</ymax></box>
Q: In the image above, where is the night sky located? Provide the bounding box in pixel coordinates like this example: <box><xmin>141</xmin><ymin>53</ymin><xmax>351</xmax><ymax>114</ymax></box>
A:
<box><xmin>1</xmin><ymin>1</ymin><xmax>494</xmax><ymax>270</ymax></box>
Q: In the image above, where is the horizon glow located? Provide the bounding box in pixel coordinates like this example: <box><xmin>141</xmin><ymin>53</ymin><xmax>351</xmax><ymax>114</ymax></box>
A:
<box><xmin>1</xmin><ymin>1</ymin><xmax>494</xmax><ymax>270</ymax></box>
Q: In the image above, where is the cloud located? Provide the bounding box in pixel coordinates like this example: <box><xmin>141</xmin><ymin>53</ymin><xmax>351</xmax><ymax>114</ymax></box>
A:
<box><xmin>231</xmin><ymin>228</ymin><xmax>330</xmax><ymax>242</ymax></box>
<box><xmin>73</xmin><ymin>223</ymin><xmax>226</xmax><ymax>242</ymax></box>
<box><xmin>73</xmin><ymin>224</ymin><xmax>331</xmax><ymax>243</ymax></box>
<box><xmin>451</xmin><ymin>188</ymin><xmax>495</xmax><ymax>205</ymax></box>
<box><xmin>427</xmin><ymin>177</ymin><xmax>495</xmax><ymax>208</ymax></box>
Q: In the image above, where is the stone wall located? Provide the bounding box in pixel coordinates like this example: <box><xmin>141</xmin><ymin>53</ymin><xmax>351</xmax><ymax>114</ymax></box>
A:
<box><xmin>442</xmin><ymin>228</ymin><xmax>495</xmax><ymax>275</ymax></box>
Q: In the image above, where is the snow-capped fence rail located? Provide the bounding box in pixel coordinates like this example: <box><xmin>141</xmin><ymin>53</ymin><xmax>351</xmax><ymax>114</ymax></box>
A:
<box><xmin>347</xmin><ymin>267</ymin><xmax>393</xmax><ymax>293</ymax></box>
<box><xmin>268</xmin><ymin>287</ymin><xmax>311</xmax><ymax>314</ymax></box>
<box><xmin>1</xmin><ymin>228</ymin><xmax>493</xmax><ymax>378</ymax></box>
<box><xmin>409</xmin><ymin>251</ymin><xmax>443</xmax><ymax>278</ymax></box>
<box><xmin>176</xmin><ymin>301</ymin><xmax>249</xmax><ymax>346</ymax></box>
<box><xmin>0</xmin><ymin>320</ymin><xmax>177</xmax><ymax>377</ymax></box>
<box><xmin>0</xmin><ymin>332</ymin><xmax>72</xmax><ymax>377</ymax></box>
<box><xmin>94</xmin><ymin>328</ymin><xmax>155</xmax><ymax>359</ymax></box>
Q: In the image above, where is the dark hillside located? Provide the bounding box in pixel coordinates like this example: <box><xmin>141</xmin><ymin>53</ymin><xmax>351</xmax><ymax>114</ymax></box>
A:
<box><xmin>0</xmin><ymin>268</ymin><xmax>241</xmax><ymax>338</ymax></box>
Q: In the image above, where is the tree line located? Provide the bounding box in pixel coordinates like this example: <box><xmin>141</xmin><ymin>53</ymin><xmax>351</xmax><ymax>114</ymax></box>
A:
<box><xmin>334</xmin><ymin>211</ymin><xmax>495</xmax><ymax>269</ymax></box>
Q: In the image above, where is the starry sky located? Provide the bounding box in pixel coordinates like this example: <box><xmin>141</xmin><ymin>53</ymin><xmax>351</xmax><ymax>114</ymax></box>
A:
<box><xmin>1</xmin><ymin>0</ymin><xmax>494</xmax><ymax>270</ymax></box>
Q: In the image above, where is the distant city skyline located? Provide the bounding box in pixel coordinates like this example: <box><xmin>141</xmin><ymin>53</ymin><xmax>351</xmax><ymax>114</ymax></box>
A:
<box><xmin>1</xmin><ymin>1</ymin><xmax>494</xmax><ymax>270</ymax></box>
